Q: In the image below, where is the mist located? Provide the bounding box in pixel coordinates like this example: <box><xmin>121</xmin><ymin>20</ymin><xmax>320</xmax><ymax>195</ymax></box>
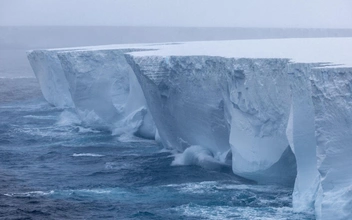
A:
<box><xmin>1</xmin><ymin>0</ymin><xmax>352</xmax><ymax>28</ymax></box>
<box><xmin>1</xmin><ymin>0</ymin><xmax>352</xmax><ymax>78</ymax></box>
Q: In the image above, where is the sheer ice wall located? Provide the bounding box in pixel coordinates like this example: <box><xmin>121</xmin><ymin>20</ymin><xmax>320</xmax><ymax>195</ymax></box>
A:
<box><xmin>126</xmin><ymin>56</ymin><xmax>231</xmax><ymax>166</ymax></box>
<box><xmin>286</xmin><ymin>64</ymin><xmax>321</xmax><ymax>214</ymax></box>
<box><xmin>57</xmin><ymin>50</ymin><xmax>127</xmax><ymax>129</ymax></box>
<box><xmin>27</xmin><ymin>50</ymin><xmax>74</xmax><ymax>108</ymax></box>
<box><xmin>27</xmin><ymin>38</ymin><xmax>352</xmax><ymax>220</ymax></box>
<box><xmin>27</xmin><ymin>47</ymin><xmax>156</xmax><ymax>139</ymax></box>
<box><xmin>126</xmin><ymin>56</ymin><xmax>297</xmax><ymax>185</ymax></box>
<box><xmin>222</xmin><ymin>58</ymin><xmax>295</xmax><ymax>185</ymax></box>
<box><xmin>310</xmin><ymin>68</ymin><xmax>352</xmax><ymax>220</ymax></box>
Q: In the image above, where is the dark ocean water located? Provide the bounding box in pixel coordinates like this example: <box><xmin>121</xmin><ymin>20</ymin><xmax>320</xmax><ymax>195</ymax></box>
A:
<box><xmin>0</xmin><ymin>78</ymin><xmax>315</xmax><ymax>220</ymax></box>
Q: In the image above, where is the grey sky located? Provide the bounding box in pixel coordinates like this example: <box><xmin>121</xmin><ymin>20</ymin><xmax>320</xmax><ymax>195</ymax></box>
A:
<box><xmin>1</xmin><ymin>0</ymin><xmax>352</xmax><ymax>28</ymax></box>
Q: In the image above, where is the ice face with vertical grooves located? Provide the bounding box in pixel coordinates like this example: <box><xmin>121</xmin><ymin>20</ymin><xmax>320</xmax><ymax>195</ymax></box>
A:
<box><xmin>311</xmin><ymin>67</ymin><xmax>352</xmax><ymax>220</ymax></box>
<box><xmin>27</xmin><ymin>46</ymin><xmax>156</xmax><ymax>138</ymax></box>
<box><xmin>223</xmin><ymin>58</ymin><xmax>295</xmax><ymax>186</ymax></box>
<box><xmin>126</xmin><ymin>56</ymin><xmax>231</xmax><ymax>160</ymax></box>
<box><xmin>27</xmin><ymin>50</ymin><xmax>74</xmax><ymax>108</ymax></box>
<box><xmin>126</xmin><ymin>50</ymin><xmax>352</xmax><ymax>218</ymax></box>
<box><xmin>57</xmin><ymin>49</ymin><xmax>156</xmax><ymax>138</ymax></box>
<box><xmin>57</xmin><ymin>50</ymin><xmax>128</xmax><ymax>129</ymax></box>
<box><xmin>286</xmin><ymin>63</ymin><xmax>320</xmax><ymax>215</ymax></box>
<box><xmin>127</xmin><ymin>55</ymin><xmax>297</xmax><ymax>186</ymax></box>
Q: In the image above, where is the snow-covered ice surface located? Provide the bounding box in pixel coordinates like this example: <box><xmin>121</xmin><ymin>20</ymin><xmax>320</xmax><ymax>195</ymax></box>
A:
<box><xmin>128</xmin><ymin>38</ymin><xmax>352</xmax><ymax>67</ymax></box>
<box><xmin>27</xmin><ymin>37</ymin><xmax>352</xmax><ymax>219</ymax></box>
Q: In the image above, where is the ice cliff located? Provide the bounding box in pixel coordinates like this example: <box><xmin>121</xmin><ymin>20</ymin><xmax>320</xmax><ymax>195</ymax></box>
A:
<box><xmin>27</xmin><ymin>50</ymin><xmax>74</xmax><ymax>108</ymax></box>
<box><xmin>310</xmin><ymin>67</ymin><xmax>352</xmax><ymax>220</ymax></box>
<box><xmin>28</xmin><ymin>46</ymin><xmax>156</xmax><ymax>139</ymax></box>
<box><xmin>27</xmin><ymin>38</ymin><xmax>352</xmax><ymax>220</ymax></box>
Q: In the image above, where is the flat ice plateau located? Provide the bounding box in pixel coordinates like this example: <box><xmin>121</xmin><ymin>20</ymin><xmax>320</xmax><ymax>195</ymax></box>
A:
<box><xmin>28</xmin><ymin>38</ymin><xmax>352</xmax><ymax>220</ymax></box>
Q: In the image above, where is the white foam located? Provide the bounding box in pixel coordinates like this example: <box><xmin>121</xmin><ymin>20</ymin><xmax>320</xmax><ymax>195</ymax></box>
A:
<box><xmin>77</xmin><ymin>126</ymin><xmax>101</xmax><ymax>134</ymax></box>
<box><xmin>172</xmin><ymin>145</ymin><xmax>227</xmax><ymax>170</ymax></box>
<box><xmin>56</xmin><ymin>110</ymin><xmax>81</xmax><ymax>127</ymax></box>
<box><xmin>4</xmin><ymin>190</ymin><xmax>54</xmax><ymax>197</ymax></box>
<box><xmin>171</xmin><ymin>204</ymin><xmax>307</xmax><ymax>220</ymax></box>
<box><xmin>74</xmin><ymin>189</ymin><xmax>111</xmax><ymax>194</ymax></box>
<box><xmin>13</xmin><ymin>126</ymin><xmax>74</xmax><ymax>138</ymax></box>
<box><xmin>116</xmin><ymin>132</ymin><xmax>157</xmax><ymax>143</ymax></box>
<box><xmin>23</xmin><ymin>115</ymin><xmax>56</xmax><ymax>120</ymax></box>
<box><xmin>165</xmin><ymin>181</ymin><xmax>288</xmax><ymax>195</ymax></box>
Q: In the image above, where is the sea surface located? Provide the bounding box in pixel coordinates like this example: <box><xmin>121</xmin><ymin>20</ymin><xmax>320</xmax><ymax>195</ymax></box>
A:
<box><xmin>0</xmin><ymin>78</ymin><xmax>316</xmax><ymax>220</ymax></box>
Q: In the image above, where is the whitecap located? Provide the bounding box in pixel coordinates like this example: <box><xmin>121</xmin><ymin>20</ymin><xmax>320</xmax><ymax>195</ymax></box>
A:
<box><xmin>74</xmin><ymin>189</ymin><xmax>112</xmax><ymax>194</ymax></box>
<box><xmin>4</xmin><ymin>190</ymin><xmax>54</xmax><ymax>197</ymax></box>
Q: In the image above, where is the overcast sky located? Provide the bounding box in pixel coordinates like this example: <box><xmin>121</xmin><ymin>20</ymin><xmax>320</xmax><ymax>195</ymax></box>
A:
<box><xmin>1</xmin><ymin>0</ymin><xmax>352</xmax><ymax>28</ymax></box>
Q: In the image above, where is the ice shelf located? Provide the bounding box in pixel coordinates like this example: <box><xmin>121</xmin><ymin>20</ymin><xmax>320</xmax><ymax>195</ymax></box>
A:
<box><xmin>28</xmin><ymin>37</ymin><xmax>352</xmax><ymax>220</ymax></box>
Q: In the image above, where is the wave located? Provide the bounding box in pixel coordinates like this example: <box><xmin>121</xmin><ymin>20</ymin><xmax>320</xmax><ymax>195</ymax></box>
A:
<box><xmin>77</xmin><ymin>126</ymin><xmax>101</xmax><ymax>134</ymax></box>
<box><xmin>23</xmin><ymin>115</ymin><xmax>56</xmax><ymax>120</ymax></box>
<box><xmin>3</xmin><ymin>189</ymin><xmax>111</xmax><ymax>198</ymax></box>
<box><xmin>72</xmin><ymin>153</ymin><xmax>105</xmax><ymax>157</ymax></box>
<box><xmin>116</xmin><ymin>133</ymin><xmax>157</xmax><ymax>143</ymax></box>
<box><xmin>105</xmin><ymin>162</ymin><xmax>135</xmax><ymax>170</ymax></box>
<box><xmin>71</xmin><ymin>189</ymin><xmax>111</xmax><ymax>194</ymax></box>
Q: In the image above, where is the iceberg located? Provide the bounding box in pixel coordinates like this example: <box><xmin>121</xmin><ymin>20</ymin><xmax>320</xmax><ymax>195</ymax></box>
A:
<box><xmin>27</xmin><ymin>38</ymin><xmax>352</xmax><ymax>219</ymax></box>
